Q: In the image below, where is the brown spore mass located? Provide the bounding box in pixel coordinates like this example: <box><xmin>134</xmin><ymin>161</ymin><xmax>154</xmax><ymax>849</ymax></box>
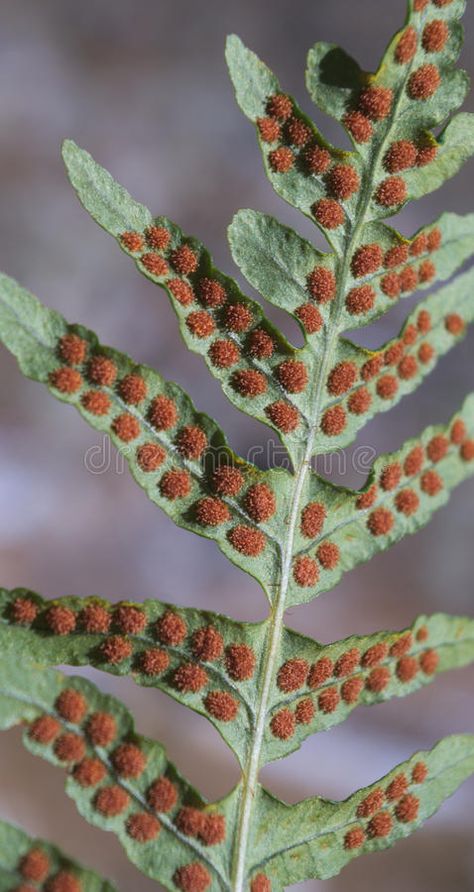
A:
<box><xmin>19</xmin><ymin>849</ymin><xmax>50</xmax><ymax>883</ymax></box>
<box><xmin>112</xmin><ymin>742</ymin><xmax>146</xmax><ymax>779</ymax></box>
<box><xmin>95</xmin><ymin>785</ymin><xmax>130</xmax><ymax>817</ymax></box>
<box><xmin>72</xmin><ymin>757</ymin><xmax>106</xmax><ymax>788</ymax></box>
<box><xmin>45</xmin><ymin>605</ymin><xmax>76</xmax><ymax>636</ymax></box>
<box><xmin>87</xmin><ymin>355</ymin><xmax>117</xmax><ymax>387</ymax></box>
<box><xmin>113</xmin><ymin>605</ymin><xmax>147</xmax><ymax>635</ymax></box>
<box><xmin>87</xmin><ymin>712</ymin><xmax>117</xmax><ymax>747</ymax></box>
<box><xmin>376</xmin><ymin>177</ymin><xmax>408</xmax><ymax>207</ymax></box>
<box><xmin>228</xmin><ymin>525</ymin><xmax>266</xmax><ymax>556</ymax></box>
<box><xmin>327</xmin><ymin>361</ymin><xmax>357</xmax><ymax>395</ymax></box>
<box><xmin>170</xmin><ymin>245</ymin><xmax>199</xmax><ymax>275</ymax></box>
<box><xmin>408</xmin><ymin>64</ymin><xmax>441</xmax><ymax>100</ymax></box>
<box><xmin>186</xmin><ymin>310</ymin><xmax>216</xmax><ymax>339</ymax></box>
<box><xmin>148</xmin><ymin>394</ymin><xmax>178</xmax><ymax>430</ymax></box>
<box><xmin>232</xmin><ymin>369</ymin><xmax>268</xmax><ymax>397</ymax></box>
<box><xmin>59</xmin><ymin>333</ymin><xmax>87</xmax><ymax>366</ymax></box>
<box><xmin>49</xmin><ymin>368</ymin><xmax>82</xmax><ymax>395</ymax></box>
<box><xmin>395</xmin><ymin>26</ymin><xmax>418</xmax><ymax>63</ymax></box>
<box><xmin>317</xmin><ymin>541</ymin><xmax>340</xmax><ymax>570</ymax></box>
<box><xmin>81</xmin><ymin>391</ymin><xmax>111</xmax><ymax>416</ymax></box>
<box><xmin>140</xmin><ymin>648</ymin><xmax>170</xmax><ymax>676</ymax></box>
<box><xmin>346</xmin><ymin>285</ymin><xmax>376</xmax><ymax>315</ymax></box>
<box><xmin>270</xmin><ymin>709</ymin><xmax>295</xmax><ymax>739</ymax></box>
<box><xmin>136</xmin><ymin>443</ymin><xmax>166</xmax><ymax>472</ymax></box>
<box><xmin>293</xmin><ymin>555</ymin><xmax>319</xmax><ymax>587</ymax></box>
<box><xmin>111</xmin><ymin>414</ymin><xmax>141</xmax><ymax>443</ymax></box>
<box><xmin>321</xmin><ymin>405</ymin><xmax>347</xmax><ymax>436</ymax></box>
<box><xmin>141</xmin><ymin>253</ymin><xmax>169</xmax><ymax>277</ymax></box>
<box><xmin>296</xmin><ymin>303</ymin><xmax>323</xmax><ymax>333</ymax></box>
<box><xmin>247</xmin><ymin>328</ymin><xmax>275</xmax><ymax>359</ymax></box>
<box><xmin>127</xmin><ymin>812</ymin><xmax>161</xmax><ymax>842</ymax></box>
<box><xmin>277</xmin><ymin>360</ymin><xmax>308</xmax><ymax>393</ymax></box>
<box><xmin>359</xmin><ymin>86</ymin><xmax>393</xmax><ymax>120</ymax></box>
<box><xmin>100</xmin><ymin>635</ymin><xmax>133</xmax><ymax>664</ymax></box>
<box><xmin>212</xmin><ymin>464</ymin><xmax>245</xmax><ymax>497</ymax></box>
<box><xmin>174</xmin><ymin>863</ymin><xmax>211</xmax><ymax>892</ymax></box>
<box><xmin>305</xmin><ymin>144</ymin><xmax>332</xmax><ymax>173</ymax></box>
<box><xmin>327</xmin><ymin>165</ymin><xmax>360</xmax><ymax>200</ymax></box>
<box><xmin>147</xmin><ymin>776</ymin><xmax>178</xmax><ymax>813</ymax></box>
<box><xmin>265</xmin><ymin>400</ymin><xmax>300</xmax><ymax>433</ymax></box>
<box><xmin>351</xmin><ymin>243</ymin><xmax>383</xmax><ymax>277</ymax></box>
<box><xmin>159</xmin><ymin>469</ymin><xmax>192</xmax><ymax>501</ymax></box>
<box><xmin>173</xmin><ymin>663</ymin><xmax>209</xmax><ymax>693</ymax></box>
<box><xmin>10</xmin><ymin>597</ymin><xmax>38</xmax><ymax>625</ymax></box>
<box><xmin>308</xmin><ymin>657</ymin><xmax>334</xmax><ymax>688</ymax></box>
<box><xmin>269</xmin><ymin>147</ymin><xmax>294</xmax><ymax>173</ymax></box>
<box><xmin>118</xmin><ymin>374</ymin><xmax>147</xmax><ymax>405</ymax></box>
<box><xmin>295</xmin><ymin>698</ymin><xmax>316</xmax><ymax>724</ymax></box>
<box><xmin>176</xmin><ymin>425</ymin><xmax>208</xmax><ymax>460</ymax></box>
<box><xmin>54</xmin><ymin>732</ymin><xmax>86</xmax><ymax>763</ymax></box>
<box><xmin>395</xmin><ymin>794</ymin><xmax>420</xmax><ymax>823</ymax></box>
<box><xmin>155</xmin><ymin>610</ymin><xmax>187</xmax><ymax>646</ymax></box>
<box><xmin>313</xmin><ymin>198</ymin><xmax>345</xmax><ymax>229</ymax></box>
<box><xmin>367</xmin><ymin>812</ymin><xmax>393</xmax><ymax>838</ymax></box>
<box><xmin>307</xmin><ymin>267</ymin><xmax>337</xmax><ymax>303</ymax></box>
<box><xmin>244</xmin><ymin>483</ymin><xmax>276</xmax><ymax>522</ymax></box>
<box><xmin>277</xmin><ymin>658</ymin><xmax>309</xmax><ymax>692</ymax></box>
<box><xmin>348</xmin><ymin>387</ymin><xmax>372</xmax><ymax>415</ymax></box>
<box><xmin>225</xmin><ymin>643</ymin><xmax>256</xmax><ymax>681</ymax></box>
<box><xmin>204</xmin><ymin>691</ymin><xmax>239</xmax><ymax>721</ymax></box>
<box><xmin>29</xmin><ymin>715</ymin><xmax>61</xmax><ymax>744</ymax></box>
<box><xmin>367</xmin><ymin>507</ymin><xmax>394</xmax><ymax>536</ymax></box>
<box><xmin>55</xmin><ymin>689</ymin><xmax>87</xmax><ymax>724</ymax></box>
<box><xmin>318</xmin><ymin>686</ymin><xmax>340</xmax><ymax>714</ymax></box>
<box><xmin>343</xmin><ymin>110</ymin><xmax>374</xmax><ymax>143</ymax></box>
<box><xmin>192</xmin><ymin>625</ymin><xmax>224</xmax><ymax>662</ymax></box>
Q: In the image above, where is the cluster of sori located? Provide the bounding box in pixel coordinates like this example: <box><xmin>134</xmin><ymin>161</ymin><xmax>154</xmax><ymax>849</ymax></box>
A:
<box><xmin>8</xmin><ymin>596</ymin><xmax>258</xmax><ymax>724</ymax></box>
<box><xmin>23</xmin><ymin>683</ymin><xmax>227</xmax><ymax>892</ymax></box>
<box><xmin>48</xmin><ymin>327</ymin><xmax>288</xmax><ymax>558</ymax></box>
<box><xmin>343</xmin><ymin>759</ymin><xmax>429</xmax><ymax>850</ymax></box>
<box><xmin>287</xmin><ymin>413</ymin><xmax>474</xmax><ymax>591</ymax></box>
<box><xmin>269</xmin><ymin>627</ymin><xmax>438</xmax><ymax>740</ymax></box>
<box><xmin>253</xmin><ymin>0</ymin><xmax>452</xmax><ymax>231</ymax></box>
<box><xmin>10</xmin><ymin>845</ymin><xmax>82</xmax><ymax>892</ymax></box>
<box><xmin>120</xmin><ymin>223</ymin><xmax>307</xmax><ymax>437</ymax></box>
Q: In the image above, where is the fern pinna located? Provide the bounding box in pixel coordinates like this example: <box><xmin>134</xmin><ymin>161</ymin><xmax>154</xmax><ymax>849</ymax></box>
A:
<box><xmin>0</xmin><ymin>1</ymin><xmax>473</xmax><ymax>889</ymax></box>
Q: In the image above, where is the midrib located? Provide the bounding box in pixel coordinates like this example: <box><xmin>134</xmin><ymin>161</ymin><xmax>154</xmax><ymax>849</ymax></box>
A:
<box><xmin>230</xmin><ymin>41</ymin><xmax>420</xmax><ymax>887</ymax></box>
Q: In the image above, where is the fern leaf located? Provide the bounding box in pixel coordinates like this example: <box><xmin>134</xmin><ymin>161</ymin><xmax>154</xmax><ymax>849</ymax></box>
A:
<box><xmin>0</xmin><ymin>273</ymin><xmax>286</xmax><ymax>596</ymax></box>
<box><xmin>264</xmin><ymin>612</ymin><xmax>474</xmax><ymax>761</ymax></box>
<box><xmin>0</xmin><ymin>817</ymin><xmax>117</xmax><ymax>892</ymax></box>
<box><xmin>285</xmin><ymin>395</ymin><xmax>474</xmax><ymax>606</ymax></box>
<box><xmin>0</xmin><ymin>656</ymin><xmax>229</xmax><ymax>891</ymax></box>
<box><xmin>5</xmin><ymin>591</ymin><xmax>472</xmax><ymax>767</ymax></box>
<box><xmin>229</xmin><ymin>209</ymin><xmax>474</xmax><ymax>332</ymax></box>
<box><xmin>250</xmin><ymin>735</ymin><xmax>474</xmax><ymax>886</ymax></box>
<box><xmin>62</xmin><ymin>140</ymin><xmax>312</xmax><ymax>459</ymax></box>
<box><xmin>0</xmin><ymin>588</ymin><xmax>266</xmax><ymax>766</ymax></box>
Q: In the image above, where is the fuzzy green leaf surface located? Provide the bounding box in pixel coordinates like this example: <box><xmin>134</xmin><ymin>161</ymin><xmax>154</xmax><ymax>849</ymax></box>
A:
<box><xmin>0</xmin><ymin>817</ymin><xmax>117</xmax><ymax>892</ymax></box>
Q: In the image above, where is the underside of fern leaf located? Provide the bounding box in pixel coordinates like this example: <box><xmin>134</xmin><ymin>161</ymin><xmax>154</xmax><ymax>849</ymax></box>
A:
<box><xmin>0</xmin><ymin>1</ymin><xmax>473</xmax><ymax>890</ymax></box>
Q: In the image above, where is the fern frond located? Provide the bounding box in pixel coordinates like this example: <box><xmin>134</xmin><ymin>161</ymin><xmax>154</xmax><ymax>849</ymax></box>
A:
<box><xmin>0</xmin><ymin>273</ymin><xmax>287</xmax><ymax>596</ymax></box>
<box><xmin>0</xmin><ymin>656</ymin><xmax>229</xmax><ymax>891</ymax></box>
<box><xmin>251</xmin><ymin>735</ymin><xmax>474</xmax><ymax>886</ymax></box>
<box><xmin>0</xmin><ymin>817</ymin><xmax>117</xmax><ymax>892</ymax></box>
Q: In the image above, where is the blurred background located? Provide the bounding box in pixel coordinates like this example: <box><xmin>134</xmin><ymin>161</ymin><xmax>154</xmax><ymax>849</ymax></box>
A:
<box><xmin>0</xmin><ymin>0</ymin><xmax>473</xmax><ymax>889</ymax></box>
